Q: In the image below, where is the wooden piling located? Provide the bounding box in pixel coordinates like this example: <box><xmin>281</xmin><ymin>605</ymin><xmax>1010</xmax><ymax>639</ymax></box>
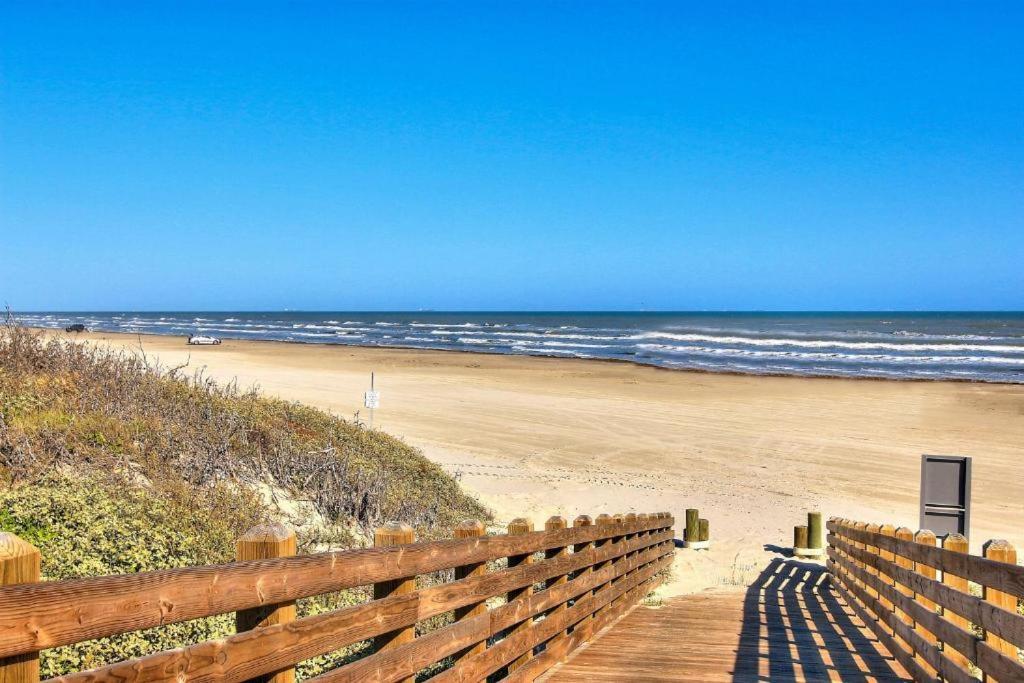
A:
<box><xmin>794</xmin><ymin>525</ymin><xmax>808</xmax><ymax>550</ymax></box>
<box><xmin>685</xmin><ymin>509</ymin><xmax>699</xmax><ymax>543</ymax></box>
<box><xmin>698</xmin><ymin>519</ymin><xmax>709</xmax><ymax>543</ymax></box>
<box><xmin>941</xmin><ymin>533</ymin><xmax>970</xmax><ymax>670</ymax></box>
<box><xmin>453</xmin><ymin>519</ymin><xmax>487</xmax><ymax>663</ymax></box>
<box><xmin>0</xmin><ymin>533</ymin><xmax>41</xmax><ymax>683</ymax></box>
<box><xmin>983</xmin><ymin>539</ymin><xmax>1018</xmax><ymax>662</ymax></box>
<box><xmin>373</xmin><ymin>521</ymin><xmax>417</xmax><ymax>683</ymax></box>
<box><xmin>807</xmin><ymin>512</ymin><xmax>823</xmax><ymax>550</ymax></box>
<box><xmin>507</xmin><ymin>517</ymin><xmax>535</xmax><ymax>673</ymax></box>
<box><xmin>236</xmin><ymin>523</ymin><xmax>297</xmax><ymax>683</ymax></box>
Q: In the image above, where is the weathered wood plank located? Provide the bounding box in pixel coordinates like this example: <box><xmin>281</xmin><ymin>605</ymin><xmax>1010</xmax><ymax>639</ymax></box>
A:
<box><xmin>434</xmin><ymin>554</ymin><xmax>671</xmax><ymax>682</ymax></box>
<box><xmin>0</xmin><ymin>517</ymin><xmax>671</xmax><ymax>659</ymax></box>
<box><xmin>828</xmin><ymin>520</ymin><xmax>1024</xmax><ymax>600</ymax></box>
<box><xmin>48</xmin><ymin>534</ymin><xmax>674</xmax><ymax>683</ymax></box>
<box><xmin>548</xmin><ymin>563</ymin><xmax>911</xmax><ymax>683</ymax></box>
<box><xmin>829</xmin><ymin>534</ymin><xmax>1024</xmax><ymax>652</ymax></box>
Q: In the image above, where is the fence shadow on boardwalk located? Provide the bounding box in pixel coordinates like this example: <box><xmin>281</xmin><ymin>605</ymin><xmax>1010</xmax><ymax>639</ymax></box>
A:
<box><xmin>731</xmin><ymin>557</ymin><xmax>909</xmax><ymax>683</ymax></box>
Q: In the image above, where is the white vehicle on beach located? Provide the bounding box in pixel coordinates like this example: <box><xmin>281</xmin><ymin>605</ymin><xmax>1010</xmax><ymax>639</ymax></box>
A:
<box><xmin>187</xmin><ymin>334</ymin><xmax>222</xmax><ymax>345</ymax></box>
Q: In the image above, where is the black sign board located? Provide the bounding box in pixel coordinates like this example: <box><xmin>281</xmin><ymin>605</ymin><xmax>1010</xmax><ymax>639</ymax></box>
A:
<box><xmin>919</xmin><ymin>455</ymin><xmax>971</xmax><ymax>539</ymax></box>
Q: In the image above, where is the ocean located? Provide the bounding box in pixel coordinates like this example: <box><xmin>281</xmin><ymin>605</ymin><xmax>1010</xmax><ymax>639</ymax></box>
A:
<box><xmin>16</xmin><ymin>311</ymin><xmax>1024</xmax><ymax>384</ymax></box>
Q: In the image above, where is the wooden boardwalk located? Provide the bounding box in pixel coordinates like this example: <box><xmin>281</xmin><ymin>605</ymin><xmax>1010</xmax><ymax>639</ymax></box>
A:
<box><xmin>544</xmin><ymin>558</ymin><xmax>911</xmax><ymax>682</ymax></box>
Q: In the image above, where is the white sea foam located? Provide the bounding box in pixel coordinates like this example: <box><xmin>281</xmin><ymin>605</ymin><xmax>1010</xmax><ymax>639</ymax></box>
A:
<box><xmin>636</xmin><ymin>343</ymin><xmax>1024</xmax><ymax>365</ymax></box>
<box><xmin>636</xmin><ymin>332</ymin><xmax>1024</xmax><ymax>354</ymax></box>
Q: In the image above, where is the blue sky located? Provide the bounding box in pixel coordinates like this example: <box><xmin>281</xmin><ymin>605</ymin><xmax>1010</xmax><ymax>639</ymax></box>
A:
<box><xmin>1</xmin><ymin>2</ymin><xmax>1021</xmax><ymax>311</ymax></box>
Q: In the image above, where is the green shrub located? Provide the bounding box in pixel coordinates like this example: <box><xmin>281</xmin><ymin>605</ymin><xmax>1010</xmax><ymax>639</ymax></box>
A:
<box><xmin>0</xmin><ymin>324</ymin><xmax>491</xmax><ymax>677</ymax></box>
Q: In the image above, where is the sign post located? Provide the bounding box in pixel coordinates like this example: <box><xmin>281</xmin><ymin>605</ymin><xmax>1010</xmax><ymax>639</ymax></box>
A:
<box><xmin>920</xmin><ymin>454</ymin><xmax>972</xmax><ymax>539</ymax></box>
<box><xmin>364</xmin><ymin>372</ymin><xmax>380</xmax><ymax>429</ymax></box>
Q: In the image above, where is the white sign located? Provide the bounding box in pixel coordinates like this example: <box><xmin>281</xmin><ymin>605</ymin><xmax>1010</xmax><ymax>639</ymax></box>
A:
<box><xmin>364</xmin><ymin>390</ymin><xmax>380</xmax><ymax>409</ymax></box>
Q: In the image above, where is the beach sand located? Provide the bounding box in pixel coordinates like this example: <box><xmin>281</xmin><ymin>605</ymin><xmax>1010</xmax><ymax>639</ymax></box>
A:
<box><xmin>49</xmin><ymin>330</ymin><xmax>1024</xmax><ymax>595</ymax></box>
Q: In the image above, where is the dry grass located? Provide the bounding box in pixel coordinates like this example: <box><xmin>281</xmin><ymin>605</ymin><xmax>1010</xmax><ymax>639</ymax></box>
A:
<box><xmin>0</xmin><ymin>322</ymin><xmax>489</xmax><ymax>543</ymax></box>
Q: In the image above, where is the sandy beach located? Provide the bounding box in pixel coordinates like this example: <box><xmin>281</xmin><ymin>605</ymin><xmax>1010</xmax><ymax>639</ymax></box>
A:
<box><xmin>51</xmin><ymin>329</ymin><xmax>1024</xmax><ymax>595</ymax></box>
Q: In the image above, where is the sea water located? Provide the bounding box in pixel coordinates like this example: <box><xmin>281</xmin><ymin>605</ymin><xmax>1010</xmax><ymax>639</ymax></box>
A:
<box><xmin>17</xmin><ymin>311</ymin><xmax>1024</xmax><ymax>383</ymax></box>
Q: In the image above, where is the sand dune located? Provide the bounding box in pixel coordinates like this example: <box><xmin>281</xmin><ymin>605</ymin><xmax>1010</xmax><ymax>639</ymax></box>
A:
<box><xmin>52</xmin><ymin>330</ymin><xmax>1024</xmax><ymax>595</ymax></box>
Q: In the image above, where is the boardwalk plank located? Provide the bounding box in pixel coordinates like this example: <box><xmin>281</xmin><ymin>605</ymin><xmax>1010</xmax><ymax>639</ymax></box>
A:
<box><xmin>543</xmin><ymin>559</ymin><xmax>911</xmax><ymax>683</ymax></box>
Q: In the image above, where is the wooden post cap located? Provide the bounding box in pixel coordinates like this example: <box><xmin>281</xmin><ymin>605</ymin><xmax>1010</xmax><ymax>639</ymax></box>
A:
<box><xmin>545</xmin><ymin>516</ymin><xmax>568</xmax><ymax>531</ymax></box>
<box><xmin>375</xmin><ymin>522</ymin><xmax>415</xmax><ymax>546</ymax></box>
<box><xmin>595</xmin><ymin>513</ymin><xmax>613</xmax><ymax>526</ymax></box>
<box><xmin>0</xmin><ymin>533</ymin><xmax>41</xmax><ymax>585</ymax></box>
<box><xmin>983</xmin><ymin>539</ymin><xmax>1016</xmax><ymax>557</ymax></box>
<box><xmin>944</xmin><ymin>533</ymin><xmax>968</xmax><ymax>549</ymax></box>
<box><xmin>507</xmin><ymin>518</ymin><xmax>534</xmax><ymax>534</ymax></box>
<box><xmin>612</xmin><ymin>513</ymin><xmax>625</xmax><ymax>524</ymax></box>
<box><xmin>574</xmin><ymin>515</ymin><xmax>593</xmax><ymax>527</ymax></box>
<box><xmin>637</xmin><ymin>513</ymin><xmax>649</xmax><ymax>521</ymax></box>
<box><xmin>237</xmin><ymin>523</ymin><xmax>296</xmax><ymax>560</ymax></box>
<box><xmin>624</xmin><ymin>513</ymin><xmax>637</xmax><ymax>523</ymax></box>
<box><xmin>454</xmin><ymin>520</ymin><xmax>485</xmax><ymax>538</ymax></box>
<box><xmin>914</xmin><ymin>529</ymin><xmax>936</xmax><ymax>544</ymax></box>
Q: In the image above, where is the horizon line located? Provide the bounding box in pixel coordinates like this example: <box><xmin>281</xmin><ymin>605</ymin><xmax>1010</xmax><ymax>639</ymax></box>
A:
<box><xmin>11</xmin><ymin>309</ymin><xmax>1024</xmax><ymax>315</ymax></box>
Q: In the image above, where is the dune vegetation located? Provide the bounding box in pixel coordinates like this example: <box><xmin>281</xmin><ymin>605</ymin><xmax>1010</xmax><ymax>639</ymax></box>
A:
<box><xmin>0</xmin><ymin>322</ymin><xmax>489</xmax><ymax>676</ymax></box>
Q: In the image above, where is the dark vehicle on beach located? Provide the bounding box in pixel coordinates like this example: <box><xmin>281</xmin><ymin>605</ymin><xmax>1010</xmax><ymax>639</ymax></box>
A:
<box><xmin>65</xmin><ymin>324</ymin><xmax>87</xmax><ymax>333</ymax></box>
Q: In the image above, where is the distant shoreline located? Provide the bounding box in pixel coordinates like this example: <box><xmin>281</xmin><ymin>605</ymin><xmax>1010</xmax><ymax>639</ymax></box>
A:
<box><xmin>29</xmin><ymin>325</ymin><xmax>1022</xmax><ymax>386</ymax></box>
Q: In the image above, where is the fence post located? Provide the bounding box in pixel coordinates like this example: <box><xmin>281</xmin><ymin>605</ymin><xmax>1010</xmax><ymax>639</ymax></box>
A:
<box><xmin>912</xmin><ymin>529</ymin><xmax>939</xmax><ymax>676</ymax></box>
<box><xmin>698</xmin><ymin>519</ymin><xmax>710</xmax><ymax>544</ymax></box>
<box><xmin>864</xmin><ymin>523</ymin><xmax>881</xmax><ymax>605</ymax></box>
<box><xmin>983</xmin><ymin>539</ymin><xmax>1018</xmax><ymax>664</ymax></box>
<box><xmin>892</xmin><ymin>527</ymin><xmax>915</xmax><ymax>628</ymax></box>
<box><xmin>851</xmin><ymin>522</ymin><xmax>868</xmax><ymax>591</ymax></box>
<box><xmin>941</xmin><ymin>533</ymin><xmax>971</xmax><ymax>670</ymax></box>
<box><xmin>878</xmin><ymin>524</ymin><xmax>897</xmax><ymax>636</ymax></box>
<box><xmin>572</xmin><ymin>515</ymin><xmax>595</xmax><ymax>639</ymax></box>
<box><xmin>609</xmin><ymin>514</ymin><xmax>627</xmax><ymax>606</ymax></box>
<box><xmin>794</xmin><ymin>525</ymin><xmax>809</xmax><ymax>550</ymax></box>
<box><xmin>506</xmin><ymin>517</ymin><xmax>535</xmax><ymax>673</ymax></box>
<box><xmin>623</xmin><ymin>513</ymin><xmax>638</xmax><ymax>575</ymax></box>
<box><xmin>236</xmin><ymin>523</ymin><xmax>297</xmax><ymax>683</ymax></box>
<box><xmin>374</xmin><ymin>521</ymin><xmax>417</xmax><ymax>683</ymax></box>
<box><xmin>453</xmin><ymin>519</ymin><xmax>487</xmax><ymax>663</ymax></box>
<box><xmin>660</xmin><ymin>512</ymin><xmax>674</xmax><ymax>553</ymax></box>
<box><xmin>593</xmin><ymin>514</ymin><xmax>615</xmax><ymax>619</ymax></box>
<box><xmin>0</xmin><ymin>533</ymin><xmax>41</xmax><ymax>683</ymax></box>
<box><xmin>544</xmin><ymin>516</ymin><xmax>570</xmax><ymax>657</ymax></box>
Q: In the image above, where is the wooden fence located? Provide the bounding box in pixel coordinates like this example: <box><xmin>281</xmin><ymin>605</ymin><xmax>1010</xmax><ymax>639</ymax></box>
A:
<box><xmin>827</xmin><ymin>518</ymin><xmax>1024</xmax><ymax>683</ymax></box>
<box><xmin>0</xmin><ymin>511</ymin><xmax>675</xmax><ymax>683</ymax></box>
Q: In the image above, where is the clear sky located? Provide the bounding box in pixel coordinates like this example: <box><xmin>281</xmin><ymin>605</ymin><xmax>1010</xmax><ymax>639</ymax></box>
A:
<box><xmin>1</xmin><ymin>2</ymin><xmax>1021</xmax><ymax>311</ymax></box>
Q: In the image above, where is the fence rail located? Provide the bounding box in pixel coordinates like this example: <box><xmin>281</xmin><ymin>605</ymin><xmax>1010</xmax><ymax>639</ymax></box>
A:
<box><xmin>0</xmin><ymin>512</ymin><xmax>675</xmax><ymax>683</ymax></box>
<box><xmin>827</xmin><ymin>518</ymin><xmax>1024</xmax><ymax>683</ymax></box>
